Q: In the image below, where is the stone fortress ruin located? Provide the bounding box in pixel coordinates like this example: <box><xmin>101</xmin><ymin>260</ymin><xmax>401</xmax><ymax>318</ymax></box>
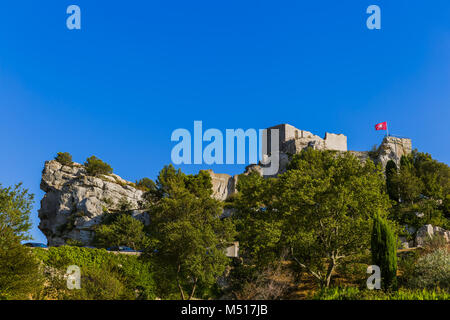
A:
<box><xmin>209</xmin><ymin>123</ymin><xmax>412</xmax><ymax>200</ymax></box>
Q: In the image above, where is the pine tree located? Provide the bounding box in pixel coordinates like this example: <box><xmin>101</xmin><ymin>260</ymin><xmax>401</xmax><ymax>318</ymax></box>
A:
<box><xmin>371</xmin><ymin>212</ymin><xmax>398</xmax><ymax>291</ymax></box>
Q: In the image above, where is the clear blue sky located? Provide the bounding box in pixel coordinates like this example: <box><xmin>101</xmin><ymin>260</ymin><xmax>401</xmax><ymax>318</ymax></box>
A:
<box><xmin>0</xmin><ymin>1</ymin><xmax>449</xmax><ymax>243</ymax></box>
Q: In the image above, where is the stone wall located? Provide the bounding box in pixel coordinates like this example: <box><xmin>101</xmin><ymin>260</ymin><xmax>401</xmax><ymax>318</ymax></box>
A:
<box><xmin>324</xmin><ymin>133</ymin><xmax>347</xmax><ymax>152</ymax></box>
<box><xmin>266</xmin><ymin>124</ymin><xmax>347</xmax><ymax>154</ymax></box>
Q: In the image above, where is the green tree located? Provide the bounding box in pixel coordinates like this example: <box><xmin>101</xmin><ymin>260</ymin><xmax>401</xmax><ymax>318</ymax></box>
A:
<box><xmin>94</xmin><ymin>214</ymin><xmax>151</xmax><ymax>250</ymax></box>
<box><xmin>235</xmin><ymin>149</ymin><xmax>391</xmax><ymax>287</ymax></box>
<box><xmin>0</xmin><ymin>225</ymin><xmax>43</xmax><ymax>299</ymax></box>
<box><xmin>135</xmin><ymin>177</ymin><xmax>157</xmax><ymax>192</ymax></box>
<box><xmin>147</xmin><ymin>167</ymin><xmax>236</xmax><ymax>300</ymax></box>
<box><xmin>55</xmin><ymin>152</ymin><xmax>73</xmax><ymax>166</ymax></box>
<box><xmin>389</xmin><ymin>150</ymin><xmax>450</xmax><ymax>229</ymax></box>
<box><xmin>0</xmin><ymin>183</ymin><xmax>34</xmax><ymax>241</ymax></box>
<box><xmin>371</xmin><ymin>212</ymin><xmax>398</xmax><ymax>291</ymax></box>
<box><xmin>84</xmin><ymin>156</ymin><xmax>113</xmax><ymax>176</ymax></box>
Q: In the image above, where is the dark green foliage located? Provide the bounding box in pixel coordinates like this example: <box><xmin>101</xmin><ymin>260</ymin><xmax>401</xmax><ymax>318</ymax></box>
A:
<box><xmin>94</xmin><ymin>214</ymin><xmax>151</xmax><ymax>250</ymax></box>
<box><xmin>385</xmin><ymin>160</ymin><xmax>398</xmax><ymax>201</ymax></box>
<box><xmin>0</xmin><ymin>226</ymin><xmax>43</xmax><ymax>299</ymax></box>
<box><xmin>234</xmin><ymin>149</ymin><xmax>392</xmax><ymax>287</ymax></box>
<box><xmin>84</xmin><ymin>155</ymin><xmax>113</xmax><ymax>176</ymax></box>
<box><xmin>388</xmin><ymin>150</ymin><xmax>450</xmax><ymax>229</ymax></box>
<box><xmin>135</xmin><ymin>177</ymin><xmax>157</xmax><ymax>192</ymax></box>
<box><xmin>55</xmin><ymin>152</ymin><xmax>73</xmax><ymax>166</ymax></box>
<box><xmin>146</xmin><ymin>166</ymin><xmax>236</xmax><ymax>300</ymax></box>
<box><xmin>0</xmin><ymin>183</ymin><xmax>34</xmax><ymax>241</ymax></box>
<box><xmin>371</xmin><ymin>212</ymin><xmax>398</xmax><ymax>291</ymax></box>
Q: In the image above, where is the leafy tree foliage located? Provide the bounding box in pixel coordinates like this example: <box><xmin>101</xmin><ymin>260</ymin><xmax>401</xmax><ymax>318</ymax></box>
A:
<box><xmin>55</xmin><ymin>152</ymin><xmax>73</xmax><ymax>166</ymax></box>
<box><xmin>94</xmin><ymin>214</ymin><xmax>151</xmax><ymax>250</ymax></box>
<box><xmin>0</xmin><ymin>226</ymin><xmax>43</xmax><ymax>299</ymax></box>
<box><xmin>84</xmin><ymin>155</ymin><xmax>113</xmax><ymax>176</ymax></box>
<box><xmin>0</xmin><ymin>183</ymin><xmax>34</xmax><ymax>241</ymax></box>
<box><xmin>234</xmin><ymin>149</ymin><xmax>391</xmax><ymax>287</ymax></box>
<box><xmin>371</xmin><ymin>212</ymin><xmax>398</xmax><ymax>290</ymax></box>
<box><xmin>135</xmin><ymin>177</ymin><xmax>157</xmax><ymax>192</ymax></box>
<box><xmin>388</xmin><ymin>150</ymin><xmax>450</xmax><ymax>229</ymax></box>
<box><xmin>146</xmin><ymin>165</ymin><xmax>236</xmax><ymax>299</ymax></box>
<box><xmin>406</xmin><ymin>248</ymin><xmax>450</xmax><ymax>290</ymax></box>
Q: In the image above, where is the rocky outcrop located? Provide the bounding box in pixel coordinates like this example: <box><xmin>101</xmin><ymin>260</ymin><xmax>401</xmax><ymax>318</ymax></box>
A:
<box><xmin>415</xmin><ymin>224</ymin><xmax>450</xmax><ymax>247</ymax></box>
<box><xmin>39</xmin><ymin>161</ymin><xmax>242</xmax><ymax>246</ymax></box>
<box><xmin>38</xmin><ymin>160</ymin><xmax>147</xmax><ymax>246</ymax></box>
<box><xmin>375</xmin><ymin>136</ymin><xmax>412</xmax><ymax>167</ymax></box>
<box><xmin>398</xmin><ymin>224</ymin><xmax>450</xmax><ymax>249</ymax></box>
<box><xmin>208</xmin><ymin>170</ymin><xmax>238</xmax><ymax>201</ymax></box>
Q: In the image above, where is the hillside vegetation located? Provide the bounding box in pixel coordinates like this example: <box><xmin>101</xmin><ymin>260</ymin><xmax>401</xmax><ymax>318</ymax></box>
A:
<box><xmin>1</xmin><ymin>149</ymin><xmax>449</xmax><ymax>300</ymax></box>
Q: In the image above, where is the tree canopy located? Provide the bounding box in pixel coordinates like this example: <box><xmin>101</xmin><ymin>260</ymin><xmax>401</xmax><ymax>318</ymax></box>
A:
<box><xmin>387</xmin><ymin>150</ymin><xmax>450</xmax><ymax>229</ymax></box>
<box><xmin>0</xmin><ymin>183</ymin><xmax>34</xmax><ymax>241</ymax></box>
<box><xmin>234</xmin><ymin>149</ymin><xmax>391</xmax><ymax>287</ymax></box>
<box><xmin>146</xmin><ymin>165</ymin><xmax>236</xmax><ymax>299</ymax></box>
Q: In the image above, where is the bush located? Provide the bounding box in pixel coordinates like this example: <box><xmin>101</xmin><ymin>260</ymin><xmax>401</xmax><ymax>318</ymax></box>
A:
<box><xmin>406</xmin><ymin>248</ymin><xmax>450</xmax><ymax>290</ymax></box>
<box><xmin>55</xmin><ymin>152</ymin><xmax>73</xmax><ymax>166</ymax></box>
<box><xmin>135</xmin><ymin>178</ymin><xmax>156</xmax><ymax>192</ymax></box>
<box><xmin>0</xmin><ymin>226</ymin><xmax>43</xmax><ymax>299</ymax></box>
<box><xmin>84</xmin><ymin>156</ymin><xmax>113</xmax><ymax>176</ymax></box>
<box><xmin>69</xmin><ymin>266</ymin><xmax>134</xmax><ymax>300</ymax></box>
<box><xmin>234</xmin><ymin>261</ymin><xmax>294</xmax><ymax>300</ymax></box>
<box><xmin>33</xmin><ymin>246</ymin><xmax>156</xmax><ymax>300</ymax></box>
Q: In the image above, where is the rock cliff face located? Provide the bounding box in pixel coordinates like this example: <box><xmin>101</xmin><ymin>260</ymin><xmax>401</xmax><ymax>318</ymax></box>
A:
<box><xmin>375</xmin><ymin>136</ymin><xmax>412</xmax><ymax>167</ymax></box>
<box><xmin>38</xmin><ymin>160</ymin><xmax>147</xmax><ymax>246</ymax></box>
<box><xmin>207</xmin><ymin>170</ymin><xmax>238</xmax><ymax>201</ymax></box>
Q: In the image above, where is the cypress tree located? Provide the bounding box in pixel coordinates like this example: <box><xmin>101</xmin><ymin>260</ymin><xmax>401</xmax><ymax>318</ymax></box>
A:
<box><xmin>371</xmin><ymin>212</ymin><xmax>398</xmax><ymax>291</ymax></box>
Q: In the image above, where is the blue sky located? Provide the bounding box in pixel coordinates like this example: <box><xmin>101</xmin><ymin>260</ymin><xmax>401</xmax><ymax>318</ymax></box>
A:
<box><xmin>0</xmin><ymin>1</ymin><xmax>449</xmax><ymax>243</ymax></box>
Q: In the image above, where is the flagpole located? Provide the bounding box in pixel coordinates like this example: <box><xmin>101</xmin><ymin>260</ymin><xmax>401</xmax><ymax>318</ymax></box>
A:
<box><xmin>386</xmin><ymin>122</ymin><xmax>389</xmax><ymax>137</ymax></box>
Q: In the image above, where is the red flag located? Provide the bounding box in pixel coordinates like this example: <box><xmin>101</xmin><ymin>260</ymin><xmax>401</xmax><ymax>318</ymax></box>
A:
<box><xmin>375</xmin><ymin>121</ymin><xmax>387</xmax><ymax>131</ymax></box>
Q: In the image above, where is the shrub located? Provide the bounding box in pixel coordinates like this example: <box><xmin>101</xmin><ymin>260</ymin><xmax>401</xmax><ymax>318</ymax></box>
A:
<box><xmin>55</xmin><ymin>152</ymin><xmax>73</xmax><ymax>166</ymax></box>
<box><xmin>33</xmin><ymin>246</ymin><xmax>156</xmax><ymax>300</ymax></box>
<box><xmin>84</xmin><ymin>156</ymin><xmax>113</xmax><ymax>176</ymax></box>
<box><xmin>234</xmin><ymin>260</ymin><xmax>294</xmax><ymax>300</ymax></box>
<box><xmin>69</xmin><ymin>266</ymin><xmax>134</xmax><ymax>300</ymax></box>
<box><xmin>135</xmin><ymin>178</ymin><xmax>156</xmax><ymax>192</ymax></box>
<box><xmin>0</xmin><ymin>226</ymin><xmax>43</xmax><ymax>299</ymax></box>
<box><xmin>406</xmin><ymin>248</ymin><xmax>450</xmax><ymax>290</ymax></box>
<box><xmin>371</xmin><ymin>213</ymin><xmax>398</xmax><ymax>290</ymax></box>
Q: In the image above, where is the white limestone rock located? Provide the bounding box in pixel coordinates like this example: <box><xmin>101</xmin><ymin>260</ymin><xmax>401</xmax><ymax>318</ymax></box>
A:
<box><xmin>415</xmin><ymin>224</ymin><xmax>450</xmax><ymax>247</ymax></box>
<box><xmin>38</xmin><ymin>160</ymin><xmax>146</xmax><ymax>246</ymax></box>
